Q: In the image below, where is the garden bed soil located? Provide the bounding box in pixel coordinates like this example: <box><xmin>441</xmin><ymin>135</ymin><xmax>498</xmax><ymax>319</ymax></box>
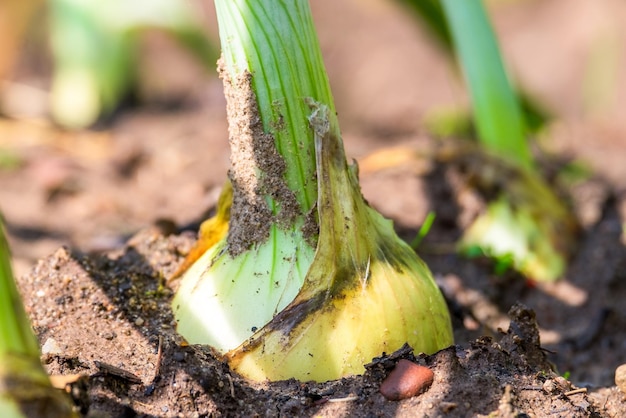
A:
<box><xmin>14</xmin><ymin>218</ymin><xmax>626</xmax><ymax>417</ymax></box>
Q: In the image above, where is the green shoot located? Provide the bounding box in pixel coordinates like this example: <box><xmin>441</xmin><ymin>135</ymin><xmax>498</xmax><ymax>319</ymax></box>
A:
<box><xmin>410</xmin><ymin>211</ymin><xmax>436</xmax><ymax>249</ymax></box>
<box><xmin>399</xmin><ymin>0</ymin><xmax>549</xmax><ymax>137</ymax></box>
<box><xmin>441</xmin><ymin>0</ymin><xmax>532</xmax><ymax>169</ymax></box>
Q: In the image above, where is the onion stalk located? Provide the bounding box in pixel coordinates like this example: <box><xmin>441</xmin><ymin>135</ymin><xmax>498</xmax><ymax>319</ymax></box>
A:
<box><xmin>0</xmin><ymin>217</ymin><xmax>77</xmax><ymax>417</ymax></box>
<box><xmin>172</xmin><ymin>0</ymin><xmax>453</xmax><ymax>382</ymax></box>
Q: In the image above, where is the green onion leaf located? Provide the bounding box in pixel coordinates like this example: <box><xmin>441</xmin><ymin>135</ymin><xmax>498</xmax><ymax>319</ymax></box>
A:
<box><xmin>441</xmin><ymin>0</ymin><xmax>532</xmax><ymax>169</ymax></box>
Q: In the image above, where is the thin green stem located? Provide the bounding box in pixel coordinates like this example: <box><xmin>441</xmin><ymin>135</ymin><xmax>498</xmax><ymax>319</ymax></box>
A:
<box><xmin>440</xmin><ymin>0</ymin><xmax>532</xmax><ymax>170</ymax></box>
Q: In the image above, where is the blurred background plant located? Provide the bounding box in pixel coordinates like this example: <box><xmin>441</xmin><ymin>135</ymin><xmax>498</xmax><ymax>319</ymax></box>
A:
<box><xmin>0</xmin><ymin>0</ymin><xmax>217</xmax><ymax>128</ymax></box>
<box><xmin>380</xmin><ymin>0</ymin><xmax>580</xmax><ymax>282</ymax></box>
<box><xmin>398</xmin><ymin>0</ymin><xmax>550</xmax><ymax>139</ymax></box>
<box><xmin>48</xmin><ymin>0</ymin><xmax>217</xmax><ymax>128</ymax></box>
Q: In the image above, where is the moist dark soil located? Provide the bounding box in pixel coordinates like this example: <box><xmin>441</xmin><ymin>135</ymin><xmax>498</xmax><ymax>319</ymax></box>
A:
<box><xmin>3</xmin><ymin>0</ymin><xmax>626</xmax><ymax>416</ymax></box>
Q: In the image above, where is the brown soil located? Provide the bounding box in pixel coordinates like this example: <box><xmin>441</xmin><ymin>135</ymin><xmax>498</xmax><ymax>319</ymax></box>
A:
<box><xmin>17</xmin><ymin>240</ymin><xmax>618</xmax><ymax>417</ymax></box>
<box><xmin>2</xmin><ymin>0</ymin><xmax>626</xmax><ymax>416</ymax></box>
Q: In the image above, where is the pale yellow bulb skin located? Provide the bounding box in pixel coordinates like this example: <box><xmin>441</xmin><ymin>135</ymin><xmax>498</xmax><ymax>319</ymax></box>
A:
<box><xmin>229</xmin><ymin>242</ymin><xmax>453</xmax><ymax>382</ymax></box>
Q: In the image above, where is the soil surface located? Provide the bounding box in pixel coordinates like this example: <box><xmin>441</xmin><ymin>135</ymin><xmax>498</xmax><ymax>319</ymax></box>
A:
<box><xmin>2</xmin><ymin>0</ymin><xmax>626</xmax><ymax>416</ymax></box>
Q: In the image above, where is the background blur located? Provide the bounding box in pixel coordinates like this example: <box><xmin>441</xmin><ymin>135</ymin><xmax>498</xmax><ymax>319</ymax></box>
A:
<box><xmin>1</xmin><ymin>0</ymin><xmax>625</xmax><ymax>276</ymax></box>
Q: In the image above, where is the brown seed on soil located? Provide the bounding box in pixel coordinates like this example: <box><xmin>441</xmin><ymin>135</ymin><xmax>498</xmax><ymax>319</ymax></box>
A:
<box><xmin>380</xmin><ymin>359</ymin><xmax>434</xmax><ymax>401</ymax></box>
<box><xmin>616</xmin><ymin>364</ymin><xmax>626</xmax><ymax>394</ymax></box>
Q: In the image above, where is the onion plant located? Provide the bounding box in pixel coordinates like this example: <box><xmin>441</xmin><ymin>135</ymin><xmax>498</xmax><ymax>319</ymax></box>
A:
<box><xmin>439</xmin><ymin>0</ymin><xmax>578</xmax><ymax>281</ymax></box>
<box><xmin>172</xmin><ymin>0</ymin><xmax>453</xmax><ymax>382</ymax></box>
<box><xmin>0</xmin><ymin>217</ymin><xmax>76</xmax><ymax>417</ymax></box>
<box><xmin>49</xmin><ymin>0</ymin><xmax>217</xmax><ymax>128</ymax></box>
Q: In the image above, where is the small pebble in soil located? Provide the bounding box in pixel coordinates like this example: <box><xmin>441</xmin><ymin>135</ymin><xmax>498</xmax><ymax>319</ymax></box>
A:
<box><xmin>41</xmin><ymin>337</ymin><xmax>62</xmax><ymax>355</ymax></box>
<box><xmin>135</xmin><ymin>317</ymin><xmax>145</xmax><ymax>326</ymax></box>
<box><xmin>119</xmin><ymin>282</ymin><xmax>133</xmax><ymax>292</ymax></box>
<box><xmin>102</xmin><ymin>331</ymin><xmax>117</xmax><ymax>340</ymax></box>
<box><xmin>542</xmin><ymin>379</ymin><xmax>557</xmax><ymax>393</ymax></box>
<box><xmin>379</xmin><ymin>359</ymin><xmax>434</xmax><ymax>401</ymax></box>
<box><xmin>553</xmin><ymin>376</ymin><xmax>571</xmax><ymax>391</ymax></box>
<box><xmin>439</xmin><ymin>401</ymin><xmax>457</xmax><ymax>413</ymax></box>
<box><xmin>615</xmin><ymin>364</ymin><xmax>626</xmax><ymax>395</ymax></box>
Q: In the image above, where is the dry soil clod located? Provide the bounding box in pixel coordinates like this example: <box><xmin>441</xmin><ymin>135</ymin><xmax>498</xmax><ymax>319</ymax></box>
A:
<box><xmin>616</xmin><ymin>364</ymin><xmax>626</xmax><ymax>395</ymax></box>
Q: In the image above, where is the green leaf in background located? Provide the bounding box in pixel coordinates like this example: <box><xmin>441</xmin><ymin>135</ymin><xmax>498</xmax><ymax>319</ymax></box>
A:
<box><xmin>50</xmin><ymin>0</ymin><xmax>218</xmax><ymax>129</ymax></box>
<box><xmin>399</xmin><ymin>0</ymin><xmax>549</xmax><ymax>139</ymax></box>
<box><xmin>441</xmin><ymin>0</ymin><xmax>532</xmax><ymax>169</ymax></box>
<box><xmin>0</xmin><ymin>149</ymin><xmax>22</xmax><ymax>171</ymax></box>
